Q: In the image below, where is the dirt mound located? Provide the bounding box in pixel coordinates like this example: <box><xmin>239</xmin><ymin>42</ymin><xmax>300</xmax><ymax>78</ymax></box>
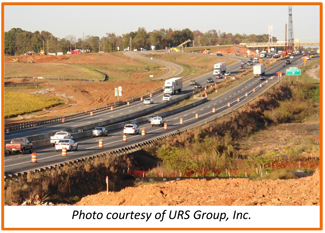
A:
<box><xmin>75</xmin><ymin>169</ymin><xmax>320</xmax><ymax>206</ymax></box>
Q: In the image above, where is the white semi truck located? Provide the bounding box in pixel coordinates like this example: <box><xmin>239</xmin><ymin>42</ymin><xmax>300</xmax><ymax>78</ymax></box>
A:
<box><xmin>164</xmin><ymin>77</ymin><xmax>183</xmax><ymax>94</ymax></box>
<box><xmin>253</xmin><ymin>64</ymin><xmax>266</xmax><ymax>77</ymax></box>
<box><xmin>213</xmin><ymin>62</ymin><xmax>227</xmax><ymax>75</ymax></box>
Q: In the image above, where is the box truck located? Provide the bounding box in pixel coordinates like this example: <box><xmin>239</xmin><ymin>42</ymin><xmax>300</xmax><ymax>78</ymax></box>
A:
<box><xmin>213</xmin><ymin>62</ymin><xmax>226</xmax><ymax>75</ymax></box>
<box><xmin>164</xmin><ymin>77</ymin><xmax>183</xmax><ymax>94</ymax></box>
<box><xmin>253</xmin><ymin>64</ymin><xmax>265</xmax><ymax>77</ymax></box>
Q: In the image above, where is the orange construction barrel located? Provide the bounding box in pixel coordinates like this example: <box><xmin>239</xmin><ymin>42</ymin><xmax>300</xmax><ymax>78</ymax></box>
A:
<box><xmin>141</xmin><ymin>129</ymin><xmax>145</xmax><ymax>136</ymax></box>
<box><xmin>62</xmin><ymin>117</ymin><xmax>65</xmax><ymax>123</ymax></box>
<box><xmin>33</xmin><ymin>122</ymin><xmax>36</xmax><ymax>129</ymax></box>
<box><xmin>227</xmin><ymin>102</ymin><xmax>230</xmax><ymax>107</ymax></box>
<box><xmin>31</xmin><ymin>152</ymin><xmax>37</xmax><ymax>163</ymax></box>
<box><xmin>195</xmin><ymin>113</ymin><xmax>199</xmax><ymax>119</ymax></box>
<box><xmin>99</xmin><ymin>139</ymin><xmax>103</xmax><ymax>149</ymax></box>
<box><xmin>5</xmin><ymin>128</ymin><xmax>9</xmax><ymax>134</ymax></box>
<box><xmin>164</xmin><ymin>123</ymin><xmax>167</xmax><ymax>130</ymax></box>
<box><xmin>180</xmin><ymin>118</ymin><xmax>183</xmax><ymax>124</ymax></box>
<box><xmin>90</xmin><ymin>111</ymin><xmax>94</xmax><ymax>117</ymax></box>
<box><xmin>62</xmin><ymin>147</ymin><xmax>67</xmax><ymax>156</ymax></box>
<box><xmin>123</xmin><ymin>134</ymin><xmax>127</xmax><ymax>142</ymax></box>
<box><xmin>245</xmin><ymin>92</ymin><xmax>248</xmax><ymax>97</ymax></box>
<box><xmin>212</xmin><ymin>107</ymin><xmax>216</xmax><ymax>113</ymax></box>
<box><xmin>237</xmin><ymin>97</ymin><xmax>240</xmax><ymax>102</ymax></box>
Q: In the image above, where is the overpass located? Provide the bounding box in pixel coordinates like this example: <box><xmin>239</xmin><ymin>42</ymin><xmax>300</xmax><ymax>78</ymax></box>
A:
<box><xmin>246</xmin><ymin>42</ymin><xmax>319</xmax><ymax>50</ymax></box>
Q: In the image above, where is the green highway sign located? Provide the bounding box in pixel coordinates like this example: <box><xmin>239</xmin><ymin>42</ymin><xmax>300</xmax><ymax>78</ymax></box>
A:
<box><xmin>288</xmin><ymin>67</ymin><xmax>298</xmax><ymax>71</ymax></box>
<box><xmin>286</xmin><ymin>68</ymin><xmax>301</xmax><ymax>75</ymax></box>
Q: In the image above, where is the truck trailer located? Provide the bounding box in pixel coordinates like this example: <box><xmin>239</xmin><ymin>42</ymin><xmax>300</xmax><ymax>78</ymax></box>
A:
<box><xmin>213</xmin><ymin>62</ymin><xmax>226</xmax><ymax>75</ymax></box>
<box><xmin>164</xmin><ymin>77</ymin><xmax>183</xmax><ymax>94</ymax></box>
<box><xmin>253</xmin><ymin>64</ymin><xmax>266</xmax><ymax>77</ymax></box>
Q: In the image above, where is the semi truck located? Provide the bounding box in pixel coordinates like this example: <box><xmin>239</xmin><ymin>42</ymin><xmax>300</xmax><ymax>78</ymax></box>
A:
<box><xmin>253</xmin><ymin>64</ymin><xmax>266</xmax><ymax>77</ymax></box>
<box><xmin>164</xmin><ymin>77</ymin><xmax>182</xmax><ymax>94</ymax></box>
<box><xmin>213</xmin><ymin>62</ymin><xmax>226</xmax><ymax>75</ymax></box>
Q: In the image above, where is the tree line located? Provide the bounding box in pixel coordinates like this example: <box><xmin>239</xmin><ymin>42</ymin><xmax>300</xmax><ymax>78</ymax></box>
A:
<box><xmin>4</xmin><ymin>27</ymin><xmax>277</xmax><ymax>55</ymax></box>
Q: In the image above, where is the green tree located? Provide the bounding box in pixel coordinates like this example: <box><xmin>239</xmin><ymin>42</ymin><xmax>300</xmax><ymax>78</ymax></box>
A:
<box><xmin>4</xmin><ymin>28</ymin><xmax>24</xmax><ymax>55</ymax></box>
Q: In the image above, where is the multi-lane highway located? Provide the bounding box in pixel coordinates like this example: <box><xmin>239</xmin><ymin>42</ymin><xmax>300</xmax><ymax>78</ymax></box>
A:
<box><xmin>4</xmin><ymin>53</ymin><xmax>305</xmax><ymax>174</ymax></box>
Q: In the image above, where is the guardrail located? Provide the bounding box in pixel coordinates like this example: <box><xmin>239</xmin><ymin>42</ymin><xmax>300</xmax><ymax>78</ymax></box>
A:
<box><xmin>4</xmin><ymin>75</ymin><xmax>194</xmax><ymax>132</ymax></box>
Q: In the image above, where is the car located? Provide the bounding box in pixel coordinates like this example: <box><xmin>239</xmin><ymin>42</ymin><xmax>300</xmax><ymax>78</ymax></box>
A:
<box><xmin>241</xmin><ymin>61</ymin><xmax>246</xmax><ymax>65</ymax></box>
<box><xmin>194</xmin><ymin>83</ymin><xmax>202</xmax><ymax>89</ymax></box>
<box><xmin>285</xmin><ymin>60</ymin><xmax>291</xmax><ymax>64</ymax></box>
<box><xmin>123</xmin><ymin>124</ymin><xmax>139</xmax><ymax>135</ymax></box>
<box><xmin>92</xmin><ymin>127</ymin><xmax>108</xmax><ymax>137</ymax></box>
<box><xmin>215</xmin><ymin>75</ymin><xmax>223</xmax><ymax>79</ymax></box>
<box><xmin>55</xmin><ymin>139</ymin><xmax>78</xmax><ymax>152</ymax></box>
<box><xmin>259</xmin><ymin>76</ymin><xmax>266</xmax><ymax>81</ymax></box>
<box><xmin>162</xmin><ymin>94</ymin><xmax>172</xmax><ymax>101</ymax></box>
<box><xmin>216</xmin><ymin>53</ymin><xmax>223</xmax><ymax>56</ymax></box>
<box><xmin>246</xmin><ymin>61</ymin><xmax>253</xmax><ymax>66</ymax></box>
<box><xmin>290</xmin><ymin>55</ymin><xmax>294</xmax><ymax>59</ymax></box>
<box><xmin>224</xmin><ymin>72</ymin><xmax>231</xmax><ymax>76</ymax></box>
<box><xmin>239</xmin><ymin>65</ymin><xmax>245</xmax><ymax>69</ymax></box>
<box><xmin>207</xmin><ymin>77</ymin><xmax>214</xmax><ymax>83</ymax></box>
<box><xmin>189</xmin><ymin>80</ymin><xmax>196</xmax><ymax>85</ymax></box>
<box><xmin>143</xmin><ymin>98</ymin><xmax>153</xmax><ymax>105</ymax></box>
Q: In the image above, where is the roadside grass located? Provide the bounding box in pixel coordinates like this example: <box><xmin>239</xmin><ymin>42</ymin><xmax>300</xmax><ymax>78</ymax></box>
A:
<box><xmin>4</xmin><ymin>91</ymin><xmax>64</xmax><ymax>118</ymax></box>
<box><xmin>143</xmin><ymin>53</ymin><xmax>237</xmax><ymax>78</ymax></box>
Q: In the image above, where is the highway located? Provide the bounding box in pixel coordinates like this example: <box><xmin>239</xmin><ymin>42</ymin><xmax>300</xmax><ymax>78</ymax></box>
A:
<box><xmin>4</xmin><ymin>52</ymin><xmax>248</xmax><ymax>140</ymax></box>
<box><xmin>4</xmin><ymin>54</ymin><xmax>305</xmax><ymax>175</ymax></box>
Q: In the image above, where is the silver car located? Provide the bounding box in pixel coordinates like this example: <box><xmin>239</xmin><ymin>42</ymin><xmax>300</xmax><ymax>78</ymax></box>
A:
<box><xmin>92</xmin><ymin>127</ymin><xmax>108</xmax><ymax>137</ymax></box>
<box><xmin>143</xmin><ymin>98</ymin><xmax>153</xmax><ymax>105</ymax></box>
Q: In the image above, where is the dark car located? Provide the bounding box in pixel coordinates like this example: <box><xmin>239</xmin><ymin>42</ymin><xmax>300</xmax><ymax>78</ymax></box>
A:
<box><xmin>285</xmin><ymin>60</ymin><xmax>291</xmax><ymax>64</ymax></box>
<box><xmin>207</xmin><ymin>77</ymin><xmax>214</xmax><ymax>83</ymax></box>
<box><xmin>194</xmin><ymin>83</ymin><xmax>202</xmax><ymax>89</ymax></box>
<box><xmin>217</xmin><ymin>53</ymin><xmax>223</xmax><ymax>56</ymax></box>
<box><xmin>259</xmin><ymin>76</ymin><xmax>266</xmax><ymax>81</ymax></box>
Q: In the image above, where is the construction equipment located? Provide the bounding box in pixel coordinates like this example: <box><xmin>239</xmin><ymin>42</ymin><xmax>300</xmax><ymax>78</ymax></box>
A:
<box><xmin>170</xmin><ymin>39</ymin><xmax>191</xmax><ymax>52</ymax></box>
<box><xmin>39</xmin><ymin>50</ymin><xmax>45</xmax><ymax>55</ymax></box>
<box><xmin>11</xmin><ymin>58</ymin><xmax>20</xmax><ymax>63</ymax></box>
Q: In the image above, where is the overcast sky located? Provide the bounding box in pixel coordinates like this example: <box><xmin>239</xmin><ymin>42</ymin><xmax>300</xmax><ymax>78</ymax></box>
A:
<box><xmin>4</xmin><ymin>3</ymin><xmax>320</xmax><ymax>43</ymax></box>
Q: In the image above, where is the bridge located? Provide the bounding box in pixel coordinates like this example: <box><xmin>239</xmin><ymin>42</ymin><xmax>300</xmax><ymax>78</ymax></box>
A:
<box><xmin>246</xmin><ymin>42</ymin><xmax>319</xmax><ymax>50</ymax></box>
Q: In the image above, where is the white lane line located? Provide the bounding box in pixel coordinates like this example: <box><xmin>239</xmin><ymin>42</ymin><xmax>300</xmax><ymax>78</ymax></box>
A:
<box><xmin>184</xmin><ymin>114</ymin><xmax>188</xmax><ymax>116</ymax></box>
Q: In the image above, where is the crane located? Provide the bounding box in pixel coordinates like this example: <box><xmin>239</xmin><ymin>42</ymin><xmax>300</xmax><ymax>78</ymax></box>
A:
<box><xmin>170</xmin><ymin>39</ymin><xmax>191</xmax><ymax>52</ymax></box>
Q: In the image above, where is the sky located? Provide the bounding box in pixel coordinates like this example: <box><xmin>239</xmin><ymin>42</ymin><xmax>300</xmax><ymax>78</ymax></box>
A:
<box><xmin>3</xmin><ymin>3</ymin><xmax>321</xmax><ymax>43</ymax></box>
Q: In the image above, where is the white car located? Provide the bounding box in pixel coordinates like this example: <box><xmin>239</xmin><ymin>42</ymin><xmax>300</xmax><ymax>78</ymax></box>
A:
<box><xmin>123</xmin><ymin>124</ymin><xmax>139</xmax><ymax>135</ymax></box>
<box><xmin>143</xmin><ymin>98</ymin><xmax>153</xmax><ymax>105</ymax></box>
<box><xmin>224</xmin><ymin>72</ymin><xmax>231</xmax><ymax>76</ymax></box>
<box><xmin>92</xmin><ymin>127</ymin><xmax>108</xmax><ymax>137</ymax></box>
<box><xmin>55</xmin><ymin>139</ymin><xmax>78</xmax><ymax>152</ymax></box>
<box><xmin>162</xmin><ymin>94</ymin><xmax>172</xmax><ymax>101</ymax></box>
<box><xmin>290</xmin><ymin>55</ymin><xmax>294</xmax><ymax>59</ymax></box>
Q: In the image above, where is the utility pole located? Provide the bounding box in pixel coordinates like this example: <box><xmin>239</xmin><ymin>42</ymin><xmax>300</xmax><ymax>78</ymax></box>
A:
<box><xmin>130</xmin><ymin>37</ymin><xmax>132</xmax><ymax>51</ymax></box>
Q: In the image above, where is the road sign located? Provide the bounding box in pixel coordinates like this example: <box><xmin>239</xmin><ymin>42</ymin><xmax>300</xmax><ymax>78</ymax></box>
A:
<box><xmin>288</xmin><ymin>67</ymin><xmax>298</xmax><ymax>71</ymax></box>
<box><xmin>286</xmin><ymin>68</ymin><xmax>301</xmax><ymax>75</ymax></box>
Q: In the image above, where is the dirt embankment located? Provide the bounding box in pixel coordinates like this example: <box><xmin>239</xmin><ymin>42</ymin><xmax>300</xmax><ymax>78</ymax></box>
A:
<box><xmin>75</xmin><ymin>169</ymin><xmax>319</xmax><ymax>206</ymax></box>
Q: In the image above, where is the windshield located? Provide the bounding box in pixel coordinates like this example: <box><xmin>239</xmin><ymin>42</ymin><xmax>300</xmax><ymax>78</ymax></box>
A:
<box><xmin>12</xmin><ymin>138</ymin><xmax>25</xmax><ymax>143</ymax></box>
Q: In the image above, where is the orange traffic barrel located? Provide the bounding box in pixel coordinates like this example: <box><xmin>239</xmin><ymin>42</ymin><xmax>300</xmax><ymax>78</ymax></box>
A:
<box><xmin>245</xmin><ymin>92</ymin><xmax>248</xmax><ymax>97</ymax></box>
<box><xmin>5</xmin><ymin>128</ymin><xmax>9</xmax><ymax>134</ymax></box>
<box><xmin>205</xmin><ymin>92</ymin><xmax>208</xmax><ymax>98</ymax></box>
<box><xmin>212</xmin><ymin>107</ymin><xmax>216</xmax><ymax>113</ymax></box>
<box><xmin>164</xmin><ymin>123</ymin><xmax>167</xmax><ymax>130</ymax></box>
<box><xmin>150</xmin><ymin>93</ymin><xmax>153</xmax><ymax>97</ymax></box>
<box><xmin>123</xmin><ymin>134</ymin><xmax>127</xmax><ymax>142</ymax></box>
<box><xmin>215</xmin><ymin>89</ymin><xmax>218</xmax><ymax>93</ymax></box>
<box><xmin>204</xmin><ymin>86</ymin><xmax>207</xmax><ymax>91</ymax></box>
<box><xmin>253</xmin><ymin>88</ymin><xmax>256</xmax><ymax>93</ymax></box>
<box><xmin>141</xmin><ymin>129</ymin><xmax>145</xmax><ymax>136</ymax></box>
<box><xmin>195</xmin><ymin>113</ymin><xmax>199</xmax><ymax>119</ymax></box>
<box><xmin>33</xmin><ymin>122</ymin><xmax>36</xmax><ymax>129</ymax></box>
<box><xmin>111</xmin><ymin>106</ymin><xmax>114</xmax><ymax>111</ymax></box>
<box><xmin>237</xmin><ymin>97</ymin><xmax>240</xmax><ymax>102</ymax></box>
<box><xmin>227</xmin><ymin>102</ymin><xmax>230</xmax><ymax>107</ymax></box>
<box><xmin>266</xmin><ymin>80</ymin><xmax>268</xmax><ymax>83</ymax></box>
<box><xmin>259</xmin><ymin>83</ymin><xmax>262</xmax><ymax>88</ymax></box>
<box><xmin>180</xmin><ymin>118</ymin><xmax>183</xmax><ymax>124</ymax></box>
<box><xmin>127</xmin><ymin>101</ymin><xmax>130</xmax><ymax>106</ymax></box>
<box><xmin>140</xmin><ymin>96</ymin><xmax>143</xmax><ymax>101</ymax></box>
<box><xmin>62</xmin><ymin>147</ymin><xmax>67</xmax><ymax>156</ymax></box>
<box><xmin>90</xmin><ymin>111</ymin><xmax>94</xmax><ymax>116</ymax></box>
<box><xmin>62</xmin><ymin>117</ymin><xmax>65</xmax><ymax>123</ymax></box>
<box><xmin>31</xmin><ymin>152</ymin><xmax>37</xmax><ymax>163</ymax></box>
<box><xmin>99</xmin><ymin>139</ymin><xmax>103</xmax><ymax>149</ymax></box>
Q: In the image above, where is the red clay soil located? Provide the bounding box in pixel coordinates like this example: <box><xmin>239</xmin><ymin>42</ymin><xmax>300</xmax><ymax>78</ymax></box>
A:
<box><xmin>75</xmin><ymin>169</ymin><xmax>320</xmax><ymax>206</ymax></box>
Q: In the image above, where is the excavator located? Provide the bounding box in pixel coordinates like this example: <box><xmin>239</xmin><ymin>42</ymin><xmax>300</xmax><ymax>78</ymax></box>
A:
<box><xmin>170</xmin><ymin>39</ymin><xmax>191</xmax><ymax>52</ymax></box>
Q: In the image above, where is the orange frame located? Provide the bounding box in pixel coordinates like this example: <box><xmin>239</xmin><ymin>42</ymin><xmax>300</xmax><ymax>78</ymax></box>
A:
<box><xmin>1</xmin><ymin>2</ymin><xmax>323</xmax><ymax>231</ymax></box>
